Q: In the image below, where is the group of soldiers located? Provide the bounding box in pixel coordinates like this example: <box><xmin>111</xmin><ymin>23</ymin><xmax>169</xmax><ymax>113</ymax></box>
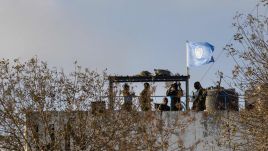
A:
<box><xmin>122</xmin><ymin>81</ymin><xmax>207</xmax><ymax>112</ymax></box>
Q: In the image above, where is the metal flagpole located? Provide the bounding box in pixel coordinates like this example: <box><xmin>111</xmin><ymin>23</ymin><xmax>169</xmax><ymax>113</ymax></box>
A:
<box><xmin>186</xmin><ymin>41</ymin><xmax>190</xmax><ymax>110</ymax></box>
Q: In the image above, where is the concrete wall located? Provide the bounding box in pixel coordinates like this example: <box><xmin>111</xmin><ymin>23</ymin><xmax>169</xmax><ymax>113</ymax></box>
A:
<box><xmin>25</xmin><ymin>111</ymin><xmax>233</xmax><ymax>151</ymax></box>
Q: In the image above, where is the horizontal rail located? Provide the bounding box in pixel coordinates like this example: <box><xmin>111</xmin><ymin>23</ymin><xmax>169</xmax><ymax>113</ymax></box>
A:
<box><xmin>108</xmin><ymin>75</ymin><xmax>190</xmax><ymax>83</ymax></box>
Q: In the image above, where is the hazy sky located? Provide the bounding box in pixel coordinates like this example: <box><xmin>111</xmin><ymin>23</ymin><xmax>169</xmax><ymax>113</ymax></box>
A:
<box><xmin>0</xmin><ymin>0</ymin><xmax>259</xmax><ymax>91</ymax></box>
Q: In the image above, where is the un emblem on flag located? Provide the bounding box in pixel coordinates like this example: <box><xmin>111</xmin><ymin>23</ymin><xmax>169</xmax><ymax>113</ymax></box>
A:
<box><xmin>194</xmin><ymin>47</ymin><xmax>203</xmax><ymax>59</ymax></box>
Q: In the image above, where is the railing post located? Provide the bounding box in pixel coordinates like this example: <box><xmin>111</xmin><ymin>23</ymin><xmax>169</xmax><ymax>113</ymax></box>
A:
<box><xmin>108</xmin><ymin>78</ymin><xmax>114</xmax><ymax>110</ymax></box>
<box><xmin>186</xmin><ymin>75</ymin><xmax>190</xmax><ymax>110</ymax></box>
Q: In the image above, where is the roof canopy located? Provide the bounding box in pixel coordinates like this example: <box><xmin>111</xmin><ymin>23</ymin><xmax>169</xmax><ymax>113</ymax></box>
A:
<box><xmin>108</xmin><ymin>75</ymin><xmax>190</xmax><ymax>83</ymax></box>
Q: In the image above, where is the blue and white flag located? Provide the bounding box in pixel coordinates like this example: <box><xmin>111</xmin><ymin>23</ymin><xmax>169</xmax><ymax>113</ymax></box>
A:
<box><xmin>186</xmin><ymin>41</ymin><xmax>215</xmax><ymax>67</ymax></box>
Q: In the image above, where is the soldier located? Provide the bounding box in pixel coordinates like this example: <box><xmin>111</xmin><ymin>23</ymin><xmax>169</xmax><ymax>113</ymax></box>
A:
<box><xmin>192</xmin><ymin>81</ymin><xmax>207</xmax><ymax>111</ymax></box>
<box><xmin>158</xmin><ymin>97</ymin><xmax>170</xmax><ymax>111</ymax></box>
<box><xmin>139</xmin><ymin>83</ymin><xmax>153</xmax><ymax>111</ymax></box>
<box><xmin>122</xmin><ymin>83</ymin><xmax>134</xmax><ymax>111</ymax></box>
<box><xmin>166</xmin><ymin>82</ymin><xmax>183</xmax><ymax>111</ymax></box>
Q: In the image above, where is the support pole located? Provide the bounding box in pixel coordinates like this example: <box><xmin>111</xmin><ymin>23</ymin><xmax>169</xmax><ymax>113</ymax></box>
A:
<box><xmin>186</xmin><ymin>41</ymin><xmax>190</xmax><ymax>110</ymax></box>
<box><xmin>108</xmin><ymin>79</ymin><xmax>114</xmax><ymax>110</ymax></box>
<box><xmin>186</xmin><ymin>68</ymin><xmax>190</xmax><ymax>110</ymax></box>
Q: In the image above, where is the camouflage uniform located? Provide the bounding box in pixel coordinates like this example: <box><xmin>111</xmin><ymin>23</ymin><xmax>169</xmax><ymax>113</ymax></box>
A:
<box><xmin>122</xmin><ymin>90</ymin><xmax>133</xmax><ymax>111</ymax></box>
<box><xmin>166</xmin><ymin>83</ymin><xmax>183</xmax><ymax>111</ymax></box>
<box><xmin>139</xmin><ymin>88</ymin><xmax>152</xmax><ymax>111</ymax></box>
<box><xmin>192</xmin><ymin>88</ymin><xmax>207</xmax><ymax>111</ymax></box>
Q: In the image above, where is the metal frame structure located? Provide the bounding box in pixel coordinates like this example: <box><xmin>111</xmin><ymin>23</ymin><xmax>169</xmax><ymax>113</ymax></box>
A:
<box><xmin>108</xmin><ymin>75</ymin><xmax>190</xmax><ymax>110</ymax></box>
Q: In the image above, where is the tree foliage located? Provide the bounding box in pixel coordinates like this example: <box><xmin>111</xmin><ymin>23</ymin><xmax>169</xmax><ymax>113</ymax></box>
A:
<box><xmin>0</xmin><ymin>57</ymin><xmax>197</xmax><ymax>151</ymax></box>
<box><xmin>222</xmin><ymin>1</ymin><xmax>268</xmax><ymax>150</ymax></box>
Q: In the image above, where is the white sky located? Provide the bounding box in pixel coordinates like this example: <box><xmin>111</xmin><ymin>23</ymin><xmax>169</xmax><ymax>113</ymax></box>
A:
<box><xmin>0</xmin><ymin>0</ymin><xmax>259</xmax><ymax>96</ymax></box>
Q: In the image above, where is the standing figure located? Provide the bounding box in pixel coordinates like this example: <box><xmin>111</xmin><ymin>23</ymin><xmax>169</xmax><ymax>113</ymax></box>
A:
<box><xmin>192</xmin><ymin>81</ymin><xmax>207</xmax><ymax>111</ymax></box>
<box><xmin>122</xmin><ymin>83</ymin><xmax>134</xmax><ymax>111</ymax></box>
<box><xmin>139</xmin><ymin>82</ymin><xmax>153</xmax><ymax>111</ymax></box>
<box><xmin>166</xmin><ymin>82</ymin><xmax>183</xmax><ymax>111</ymax></box>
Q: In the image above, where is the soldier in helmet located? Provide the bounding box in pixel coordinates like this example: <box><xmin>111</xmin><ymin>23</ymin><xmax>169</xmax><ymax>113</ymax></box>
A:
<box><xmin>166</xmin><ymin>82</ymin><xmax>183</xmax><ymax>111</ymax></box>
<box><xmin>192</xmin><ymin>81</ymin><xmax>207</xmax><ymax>111</ymax></box>
<box><xmin>122</xmin><ymin>83</ymin><xmax>135</xmax><ymax>111</ymax></box>
<box><xmin>139</xmin><ymin>82</ymin><xmax>153</xmax><ymax>111</ymax></box>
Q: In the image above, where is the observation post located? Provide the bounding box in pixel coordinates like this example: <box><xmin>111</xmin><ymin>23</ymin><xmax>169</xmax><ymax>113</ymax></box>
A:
<box><xmin>108</xmin><ymin>75</ymin><xmax>190</xmax><ymax>110</ymax></box>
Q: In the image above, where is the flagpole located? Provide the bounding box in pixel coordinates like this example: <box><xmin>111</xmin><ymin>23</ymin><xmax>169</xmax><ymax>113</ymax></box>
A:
<box><xmin>186</xmin><ymin>41</ymin><xmax>188</xmax><ymax>75</ymax></box>
<box><xmin>186</xmin><ymin>41</ymin><xmax>190</xmax><ymax>110</ymax></box>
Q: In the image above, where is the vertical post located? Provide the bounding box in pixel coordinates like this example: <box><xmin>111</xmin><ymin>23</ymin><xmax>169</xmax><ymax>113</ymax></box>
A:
<box><xmin>108</xmin><ymin>78</ymin><xmax>114</xmax><ymax>110</ymax></box>
<box><xmin>186</xmin><ymin>41</ymin><xmax>190</xmax><ymax>110</ymax></box>
<box><xmin>186</xmin><ymin>68</ymin><xmax>190</xmax><ymax>110</ymax></box>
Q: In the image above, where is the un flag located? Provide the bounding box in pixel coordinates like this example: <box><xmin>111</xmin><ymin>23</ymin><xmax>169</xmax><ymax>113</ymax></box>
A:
<box><xmin>187</xmin><ymin>41</ymin><xmax>215</xmax><ymax>67</ymax></box>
